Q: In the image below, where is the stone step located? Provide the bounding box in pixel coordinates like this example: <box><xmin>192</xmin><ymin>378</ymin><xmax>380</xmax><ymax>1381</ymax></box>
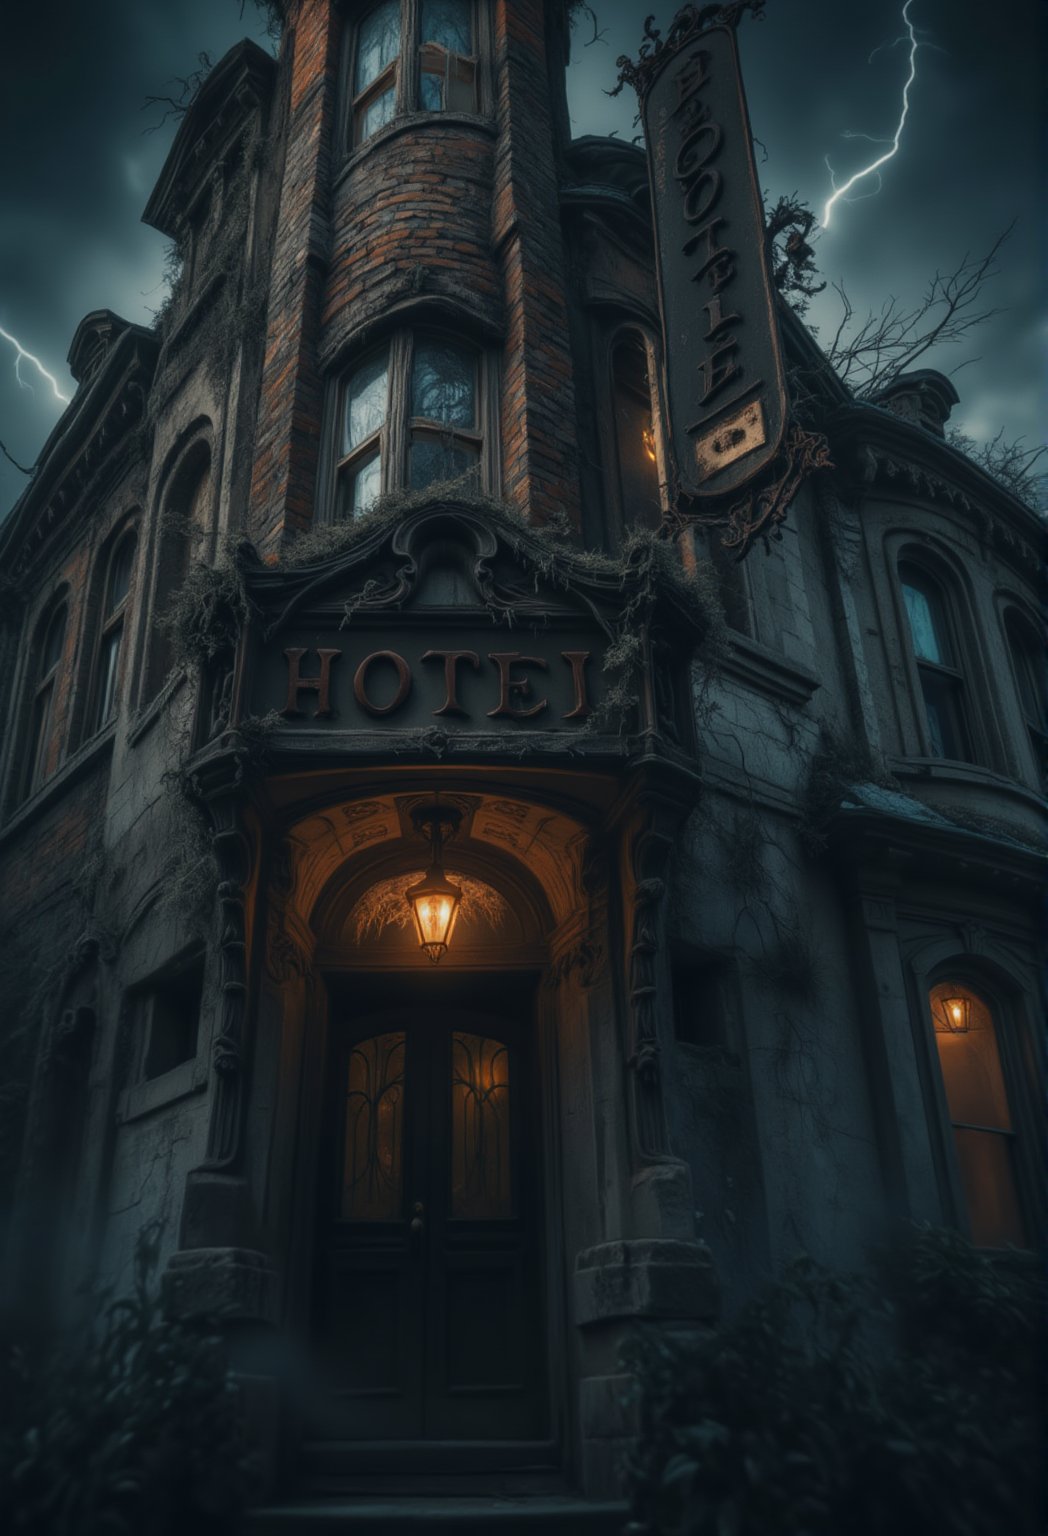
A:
<box><xmin>245</xmin><ymin>1495</ymin><xmax>628</xmax><ymax>1534</ymax></box>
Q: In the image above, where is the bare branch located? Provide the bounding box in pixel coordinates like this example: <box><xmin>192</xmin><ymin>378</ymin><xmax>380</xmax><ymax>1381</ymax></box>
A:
<box><xmin>824</xmin><ymin>225</ymin><xmax>1016</xmax><ymax>396</ymax></box>
<box><xmin>947</xmin><ymin>425</ymin><xmax>1047</xmax><ymax>508</ymax></box>
<box><xmin>141</xmin><ymin>52</ymin><xmax>214</xmax><ymax>135</ymax></box>
<box><xmin>0</xmin><ymin>438</ymin><xmax>33</xmax><ymax>475</ymax></box>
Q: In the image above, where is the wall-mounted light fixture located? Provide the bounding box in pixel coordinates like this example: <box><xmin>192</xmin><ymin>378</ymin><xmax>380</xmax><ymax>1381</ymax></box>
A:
<box><xmin>405</xmin><ymin>803</ymin><xmax>463</xmax><ymax>963</ymax></box>
<box><xmin>933</xmin><ymin>993</ymin><xmax>971</xmax><ymax>1034</ymax></box>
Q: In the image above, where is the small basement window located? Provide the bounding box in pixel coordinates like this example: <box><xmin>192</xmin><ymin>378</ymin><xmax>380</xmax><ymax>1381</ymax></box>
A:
<box><xmin>673</xmin><ymin>957</ymin><xmax>735</xmax><ymax>1051</ymax></box>
<box><xmin>140</xmin><ymin>953</ymin><xmax>205</xmax><ymax>1080</ymax></box>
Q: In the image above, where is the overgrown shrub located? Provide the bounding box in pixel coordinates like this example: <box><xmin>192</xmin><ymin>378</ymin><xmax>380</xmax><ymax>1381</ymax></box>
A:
<box><xmin>622</xmin><ymin>1226</ymin><xmax>1044</xmax><ymax>1536</ymax></box>
<box><xmin>0</xmin><ymin>1224</ymin><xmax>256</xmax><ymax>1536</ymax></box>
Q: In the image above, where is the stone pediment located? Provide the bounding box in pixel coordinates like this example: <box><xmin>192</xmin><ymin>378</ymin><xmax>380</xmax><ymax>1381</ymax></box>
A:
<box><xmin>226</xmin><ymin>497</ymin><xmax>710</xmax><ymax>762</ymax></box>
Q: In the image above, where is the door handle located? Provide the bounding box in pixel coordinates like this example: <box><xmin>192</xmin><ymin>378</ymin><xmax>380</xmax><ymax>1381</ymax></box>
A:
<box><xmin>409</xmin><ymin>1200</ymin><xmax>424</xmax><ymax>1238</ymax></box>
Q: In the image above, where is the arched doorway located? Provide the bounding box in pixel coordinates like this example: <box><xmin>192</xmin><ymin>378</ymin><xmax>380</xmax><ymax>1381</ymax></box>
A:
<box><xmin>276</xmin><ymin>787</ymin><xmax>591</xmax><ymax>1466</ymax></box>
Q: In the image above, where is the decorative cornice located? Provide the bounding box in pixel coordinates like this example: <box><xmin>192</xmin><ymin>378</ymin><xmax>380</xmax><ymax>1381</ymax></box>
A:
<box><xmin>0</xmin><ymin>328</ymin><xmax>158</xmax><ymax>578</ymax></box>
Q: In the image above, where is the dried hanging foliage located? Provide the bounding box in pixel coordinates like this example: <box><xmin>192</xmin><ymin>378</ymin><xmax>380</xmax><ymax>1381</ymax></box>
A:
<box><xmin>351</xmin><ymin>871</ymin><xmax>509</xmax><ymax>945</ymax></box>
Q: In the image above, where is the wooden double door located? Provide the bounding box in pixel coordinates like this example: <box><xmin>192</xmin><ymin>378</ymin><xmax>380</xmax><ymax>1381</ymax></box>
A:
<box><xmin>314</xmin><ymin>1001</ymin><xmax>547</xmax><ymax>1441</ymax></box>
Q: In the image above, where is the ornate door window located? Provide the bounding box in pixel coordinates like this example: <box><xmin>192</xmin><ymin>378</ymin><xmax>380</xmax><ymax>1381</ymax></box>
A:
<box><xmin>314</xmin><ymin>1009</ymin><xmax>544</xmax><ymax>1441</ymax></box>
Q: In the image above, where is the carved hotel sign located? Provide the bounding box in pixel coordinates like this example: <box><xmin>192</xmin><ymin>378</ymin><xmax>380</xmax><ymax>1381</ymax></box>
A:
<box><xmin>630</xmin><ymin>6</ymin><xmax>788</xmax><ymax>502</ymax></box>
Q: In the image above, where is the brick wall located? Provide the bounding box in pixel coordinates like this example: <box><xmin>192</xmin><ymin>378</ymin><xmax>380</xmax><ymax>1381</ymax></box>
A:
<box><xmin>250</xmin><ymin>0</ymin><xmax>342</xmax><ymax>553</ymax></box>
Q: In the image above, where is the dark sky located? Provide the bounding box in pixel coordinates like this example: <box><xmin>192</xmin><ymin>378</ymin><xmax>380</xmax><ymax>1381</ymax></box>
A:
<box><xmin>0</xmin><ymin>0</ymin><xmax>1042</xmax><ymax>516</ymax></box>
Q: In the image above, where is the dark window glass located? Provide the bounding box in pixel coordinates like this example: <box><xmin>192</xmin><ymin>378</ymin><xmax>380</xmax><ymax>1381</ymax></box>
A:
<box><xmin>420</xmin><ymin>0</ymin><xmax>477</xmax><ymax>112</ymax></box>
<box><xmin>355</xmin><ymin>0</ymin><xmax>400</xmax><ymax>91</ymax></box>
<box><xmin>334</xmin><ymin>334</ymin><xmax>484</xmax><ymax>512</ymax></box>
<box><xmin>1005</xmin><ymin>612</ymin><xmax>1045</xmax><ymax>732</ymax></box>
<box><xmin>353</xmin><ymin>1</ymin><xmax>401</xmax><ymax>144</ymax></box>
<box><xmin>143</xmin><ymin>954</ymin><xmax>204</xmax><ymax>1079</ymax></box>
<box><xmin>337</xmin><ymin>350</ymin><xmax>390</xmax><ymax>519</ymax></box>
<box><xmin>411</xmin><ymin>340</ymin><xmax>475</xmax><ymax>427</ymax></box>
<box><xmin>93</xmin><ymin>532</ymin><xmax>137</xmax><ymax>731</ymax></box>
<box><xmin>899</xmin><ymin>563</ymin><xmax>971</xmax><ymax>761</ymax></box>
<box><xmin>23</xmin><ymin>603</ymin><xmax>67</xmax><ymax>798</ymax></box>
<box><xmin>147</xmin><ymin>452</ymin><xmax>209</xmax><ymax>699</ymax></box>
<box><xmin>612</xmin><ymin>333</ymin><xmax>662</xmax><ymax>531</ymax></box>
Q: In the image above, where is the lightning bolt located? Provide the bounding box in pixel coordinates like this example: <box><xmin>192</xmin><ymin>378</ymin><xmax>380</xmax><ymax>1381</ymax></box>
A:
<box><xmin>821</xmin><ymin>0</ymin><xmax>922</xmax><ymax>230</ymax></box>
<box><xmin>0</xmin><ymin>324</ymin><xmax>71</xmax><ymax>405</ymax></box>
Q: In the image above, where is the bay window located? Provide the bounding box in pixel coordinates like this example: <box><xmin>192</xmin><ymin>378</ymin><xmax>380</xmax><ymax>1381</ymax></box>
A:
<box><xmin>349</xmin><ymin>0</ymin><xmax>480</xmax><ymax>148</ymax></box>
<box><xmin>334</xmin><ymin>332</ymin><xmax>486</xmax><ymax>519</ymax></box>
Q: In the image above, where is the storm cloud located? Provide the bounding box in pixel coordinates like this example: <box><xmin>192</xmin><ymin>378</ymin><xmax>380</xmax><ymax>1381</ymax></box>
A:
<box><xmin>1</xmin><ymin>0</ymin><xmax>1042</xmax><ymax>515</ymax></box>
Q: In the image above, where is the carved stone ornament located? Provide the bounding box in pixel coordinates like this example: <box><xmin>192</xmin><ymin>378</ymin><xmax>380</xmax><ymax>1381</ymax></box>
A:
<box><xmin>614</xmin><ymin>2</ymin><xmax>768</xmax><ymax>100</ymax></box>
<box><xmin>182</xmin><ymin>743</ymin><xmax>256</xmax><ymax>1170</ymax></box>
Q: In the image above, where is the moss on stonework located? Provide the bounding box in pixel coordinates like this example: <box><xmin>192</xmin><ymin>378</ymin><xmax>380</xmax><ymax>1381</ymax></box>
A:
<box><xmin>161</xmin><ymin>554</ymin><xmax>251</xmax><ymax>668</ymax></box>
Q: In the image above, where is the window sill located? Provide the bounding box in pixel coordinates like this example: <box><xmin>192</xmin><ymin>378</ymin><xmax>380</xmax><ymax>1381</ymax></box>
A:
<box><xmin>890</xmin><ymin>756</ymin><xmax>1047</xmax><ymax>812</ymax></box>
<box><xmin>127</xmin><ymin>669</ymin><xmax>188</xmax><ymax>748</ymax></box>
<box><xmin>336</xmin><ymin>110</ymin><xmax>496</xmax><ymax>187</ymax></box>
<box><xmin>719</xmin><ymin>633</ymin><xmax>821</xmax><ymax>708</ymax></box>
<box><xmin>117</xmin><ymin>1056</ymin><xmax>208</xmax><ymax>1125</ymax></box>
<box><xmin>0</xmin><ymin>723</ymin><xmax>116</xmax><ymax>844</ymax></box>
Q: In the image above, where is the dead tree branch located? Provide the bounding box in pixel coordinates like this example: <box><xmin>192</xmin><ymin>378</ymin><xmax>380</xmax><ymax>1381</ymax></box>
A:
<box><xmin>824</xmin><ymin>225</ymin><xmax>1015</xmax><ymax>397</ymax></box>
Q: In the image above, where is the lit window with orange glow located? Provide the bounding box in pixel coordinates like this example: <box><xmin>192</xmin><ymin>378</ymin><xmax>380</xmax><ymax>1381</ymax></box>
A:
<box><xmin>611</xmin><ymin>330</ymin><xmax>662</xmax><ymax>533</ymax></box>
<box><xmin>929</xmin><ymin>981</ymin><xmax>1026</xmax><ymax>1248</ymax></box>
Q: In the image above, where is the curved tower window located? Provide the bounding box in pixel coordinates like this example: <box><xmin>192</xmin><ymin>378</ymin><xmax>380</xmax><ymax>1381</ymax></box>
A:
<box><xmin>92</xmin><ymin>530</ymin><xmax>137</xmax><ymax>732</ymax></box>
<box><xmin>350</xmin><ymin>1</ymin><xmax>481</xmax><ymax>145</ymax></box>
<box><xmin>611</xmin><ymin>331</ymin><xmax>662</xmax><ymax>532</ymax></box>
<box><xmin>352</xmin><ymin>1</ymin><xmax>402</xmax><ymax>144</ymax></box>
<box><xmin>899</xmin><ymin>562</ymin><xmax>971</xmax><ymax>760</ymax></box>
<box><xmin>334</xmin><ymin>333</ymin><xmax>484</xmax><ymax>519</ymax></box>
<box><xmin>929</xmin><ymin>981</ymin><xmax>1026</xmax><ymax>1248</ymax></box>
<box><xmin>419</xmin><ymin>0</ymin><xmax>477</xmax><ymax>112</ymax></box>
<box><xmin>22</xmin><ymin>601</ymin><xmax>67</xmax><ymax>799</ymax></box>
<box><xmin>337</xmin><ymin>349</ymin><xmax>390</xmax><ymax>518</ymax></box>
<box><xmin>408</xmin><ymin>338</ymin><xmax>479</xmax><ymax>488</ymax></box>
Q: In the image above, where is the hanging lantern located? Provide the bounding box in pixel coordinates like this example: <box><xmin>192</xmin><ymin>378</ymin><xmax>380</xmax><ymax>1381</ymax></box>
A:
<box><xmin>933</xmin><ymin>993</ymin><xmax>971</xmax><ymax>1034</ymax></box>
<box><xmin>405</xmin><ymin>805</ymin><xmax>462</xmax><ymax>963</ymax></box>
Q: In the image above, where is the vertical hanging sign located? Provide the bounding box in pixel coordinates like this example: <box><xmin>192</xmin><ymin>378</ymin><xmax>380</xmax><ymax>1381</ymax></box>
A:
<box><xmin>618</xmin><ymin>4</ymin><xmax>829</xmax><ymax>550</ymax></box>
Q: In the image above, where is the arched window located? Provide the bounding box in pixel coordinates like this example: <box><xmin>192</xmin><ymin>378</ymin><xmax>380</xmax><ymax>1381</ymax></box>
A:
<box><xmin>334</xmin><ymin>333</ymin><xmax>485</xmax><ymax>519</ymax></box>
<box><xmin>929</xmin><ymin>980</ymin><xmax>1026</xmax><ymax>1247</ymax></box>
<box><xmin>90</xmin><ymin>529</ymin><xmax>137</xmax><ymax>733</ymax></box>
<box><xmin>145</xmin><ymin>444</ymin><xmax>211</xmax><ymax>699</ymax></box>
<box><xmin>899</xmin><ymin>562</ymin><xmax>972</xmax><ymax>760</ymax></box>
<box><xmin>610</xmin><ymin>330</ymin><xmax>662</xmax><ymax>533</ymax></box>
<box><xmin>1004</xmin><ymin>609</ymin><xmax>1046</xmax><ymax>778</ymax></box>
<box><xmin>350</xmin><ymin>0</ymin><xmax>479</xmax><ymax>147</ymax></box>
<box><xmin>22</xmin><ymin>601</ymin><xmax>67</xmax><ymax>800</ymax></box>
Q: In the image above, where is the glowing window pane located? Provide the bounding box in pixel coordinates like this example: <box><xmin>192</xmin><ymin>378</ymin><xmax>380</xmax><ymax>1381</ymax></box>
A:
<box><xmin>451</xmin><ymin>1032</ymin><xmax>511</xmax><ymax>1220</ymax></box>
<box><xmin>342</xmin><ymin>1032</ymin><xmax>406</xmax><ymax>1221</ymax></box>
<box><xmin>930</xmin><ymin>983</ymin><xmax>1025</xmax><ymax>1248</ymax></box>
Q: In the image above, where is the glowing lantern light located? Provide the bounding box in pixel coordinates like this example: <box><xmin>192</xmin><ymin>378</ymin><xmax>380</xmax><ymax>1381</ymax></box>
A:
<box><xmin>934</xmin><ymin>993</ymin><xmax>971</xmax><ymax>1034</ymax></box>
<box><xmin>405</xmin><ymin>805</ymin><xmax>462</xmax><ymax>963</ymax></box>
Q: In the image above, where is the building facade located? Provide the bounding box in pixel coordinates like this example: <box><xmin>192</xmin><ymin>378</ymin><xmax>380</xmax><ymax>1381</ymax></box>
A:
<box><xmin>0</xmin><ymin>1</ymin><xmax>1043</xmax><ymax>1519</ymax></box>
